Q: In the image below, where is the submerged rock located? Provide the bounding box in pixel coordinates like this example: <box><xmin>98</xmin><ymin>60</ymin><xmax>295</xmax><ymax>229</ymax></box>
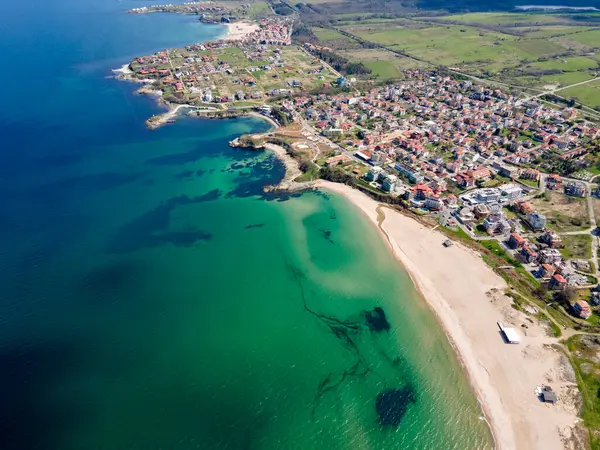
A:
<box><xmin>365</xmin><ymin>307</ymin><xmax>390</xmax><ymax>332</ymax></box>
<box><xmin>375</xmin><ymin>387</ymin><xmax>415</xmax><ymax>427</ymax></box>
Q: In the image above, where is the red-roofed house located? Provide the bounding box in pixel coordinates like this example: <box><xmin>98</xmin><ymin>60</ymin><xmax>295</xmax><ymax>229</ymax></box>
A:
<box><xmin>508</xmin><ymin>233</ymin><xmax>526</xmax><ymax>249</ymax></box>
<box><xmin>521</xmin><ymin>245</ymin><xmax>537</xmax><ymax>264</ymax></box>
<box><xmin>573</xmin><ymin>300</ymin><xmax>592</xmax><ymax>319</ymax></box>
<box><xmin>467</xmin><ymin>167</ymin><xmax>492</xmax><ymax>181</ymax></box>
<box><xmin>539</xmin><ymin>264</ymin><xmax>555</xmax><ymax>278</ymax></box>
<box><xmin>550</xmin><ymin>274</ymin><xmax>567</xmax><ymax>290</ymax></box>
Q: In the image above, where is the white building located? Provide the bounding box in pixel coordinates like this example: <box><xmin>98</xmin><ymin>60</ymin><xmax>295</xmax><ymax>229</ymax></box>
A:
<box><xmin>499</xmin><ymin>183</ymin><xmax>523</xmax><ymax>201</ymax></box>
<box><xmin>381</xmin><ymin>174</ymin><xmax>398</xmax><ymax>192</ymax></box>
<box><xmin>365</xmin><ymin>166</ymin><xmax>384</xmax><ymax>182</ymax></box>
<box><xmin>323</xmin><ymin>128</ymin><xmax>343</xmax><ymax>137</ymax></box>
<box><xmin>476</xmin><ymin>188</ymin><xmax>501</xmax><ymax>204</ymax></box>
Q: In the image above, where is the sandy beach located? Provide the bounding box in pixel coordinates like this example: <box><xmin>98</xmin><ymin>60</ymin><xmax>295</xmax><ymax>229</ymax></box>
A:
<box><xmin>223</xmin><ymin>21</ymin><xmax>260</xmax><ymax>42</ymax></box>
<box><xmin>317</xmin><ymin>181</ymin><xmax>582</xmax><ymax>450</ymax></box>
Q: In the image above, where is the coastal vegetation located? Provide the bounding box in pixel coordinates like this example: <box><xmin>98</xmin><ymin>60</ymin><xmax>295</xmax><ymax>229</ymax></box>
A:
<box><xmin>566</xmin><ymin>335</ymin><xmax>600</xmax><ymax>449</ymax></box>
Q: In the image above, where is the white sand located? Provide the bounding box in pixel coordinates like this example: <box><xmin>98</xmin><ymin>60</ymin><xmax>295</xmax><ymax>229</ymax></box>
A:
<box><xmin>317</xmin><ymin>181</ymin><xmax>581</xmax><ymax>450</ymax></box>
<box><xmin>223</xmin><ymin>21</ymin><xmax>259</xmax><ymax>42</ymax></box>
<box><xmin>111</xmin><ymin>63</ymin><xmax>133</xmax><ymax>75</ymax></box>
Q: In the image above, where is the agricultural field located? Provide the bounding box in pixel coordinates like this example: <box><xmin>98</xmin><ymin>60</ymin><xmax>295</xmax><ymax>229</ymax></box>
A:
<box><xmin>530</xmin><ymin>191</ymin><xmax>590</xmax><ymax>232</ymax></box>
<box><xmin>304</xmin><ymin>8</ymin><xmax>600</xmax><ymax>108</ymax></box>
<box><xmin>338</xmin><ymin>21</ymin><xmax>567</xmax><ymax>70</ymax></box>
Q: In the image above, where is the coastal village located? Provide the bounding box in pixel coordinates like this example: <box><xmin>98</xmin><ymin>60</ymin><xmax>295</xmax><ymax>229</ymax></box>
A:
<box><xmin>118</xmin><ymin>4</ymin><xmax>600</xmax><ymax>448</ymax></box>
<box><xmin>122</xmin><ymin>16</ymin><xmax>340</xmax><ymax>128</ymax></box>
<box><xmin>281</xmin><ymin>75</ymin><xmax>600</xmax><ymax>297</ymax></box>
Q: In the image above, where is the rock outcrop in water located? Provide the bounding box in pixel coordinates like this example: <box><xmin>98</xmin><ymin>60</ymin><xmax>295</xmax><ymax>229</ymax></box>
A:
<box><xmin>376</xmin><ymin>387</ymin><xmax>416</xmax><ymax>427</ymax></box>
<box><xmin>365</xmin><ymin>307</ymin><xmax>390</xmax><ymax>332</ymax></box>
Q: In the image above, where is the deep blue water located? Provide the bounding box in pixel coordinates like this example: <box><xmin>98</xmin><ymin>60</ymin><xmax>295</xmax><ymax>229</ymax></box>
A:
<box><xmin>0</xmin><ymin>0</ymin><xmax>229</xmax><ymax>334</ymax></box>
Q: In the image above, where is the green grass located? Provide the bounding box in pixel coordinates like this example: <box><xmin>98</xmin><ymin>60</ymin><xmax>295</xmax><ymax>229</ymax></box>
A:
<box><xmin>507</xmin><ymin>38</ymin><xmax>565</xmax><ymax>59</ymax></box>
<box><xmin>566</xmin><ymin>335</ymin><xmax>600</xmax><ymax>448</ymax></box>
<box><xmin>438</xmin><ymin>12</ymin><xmax>565</xmax><ymax>26</ymax></box>
<box><xmin>343</xmin><ymin>22</ymin><xmax>571</xmax><ymax>74</ymax></box>
<box><xmin>568</xmin><ymin>29</ymin><xmax>600</xmax><ymax>48</ymax></box>
<box><xmin>532</xmin><ymin>56</ymin><xmax>599</xmax><ymax>72</ymax></box>
<box><xmin>313</xmin><ymin>27</ymin><xmax>347</xmax><ymax>42</ymax></box>
<box><xmin>548</xmin><ymin>319</ymin><xmax>562</xmax><ymax>337</ymax></box>
<box><xmin>515</xmin><ymin>25</ymin><xmax>598</xmax><ymax>39</ymax></box>
<box><xmin>537</xmin><ymin>71</ymin><xmax>596</xmax><ymax>87</ymax></box>
<box><xmin>518</xmin><ymin>177</ymin><xmax>539</xmax><ymax>188</ymax></box>
<box><xmin>246</xmin><ymin>1</ymin><xmax>269</xmax><ymax>18</ymax></box>
<box><xmin>560</xmin><ymin>234</ymin><xmax>593</xmax><ymax>260</ymax></box>
<box><xmin>480</xmin><ymin>240</ymin><xmax>523</xmax><ymax>267</ymax></box>
<box><xmin>560</xmin><ymin>79</ymin><xmax>600</xmax><ymax>110</ymax></box>
<box><xmin>363</xmin><ymin>60</ymin><xmax>401</xmax><ymax>79</ymax></box>
<box><xmin>334</xmin><ymin>12</ymin><xmax>380</xmax><ymax>19</ymax></box>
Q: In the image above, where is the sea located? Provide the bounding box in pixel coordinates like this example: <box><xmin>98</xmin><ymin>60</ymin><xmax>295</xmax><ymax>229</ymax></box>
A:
<box><xmin>0</xmin><ymin>0</ymin><xmax>493</xmax><ymax>448</ymax></box>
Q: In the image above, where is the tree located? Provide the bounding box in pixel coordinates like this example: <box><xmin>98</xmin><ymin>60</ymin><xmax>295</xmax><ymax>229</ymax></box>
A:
<box><xmin>554</xmin><ymin>287</ymin><xmax>577</xmax><ymax>308</ymax></box>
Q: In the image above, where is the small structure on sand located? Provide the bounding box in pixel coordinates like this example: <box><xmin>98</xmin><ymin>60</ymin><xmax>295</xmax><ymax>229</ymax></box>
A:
<box><xmin>498</xmin><ymin>321</ymin><xmax>520</xmax><ymax>344</ymax></box>
<box><xmin>536</xmin><ymin>385</ymin><xmax>557</xmax><ymax>404</ymax></box>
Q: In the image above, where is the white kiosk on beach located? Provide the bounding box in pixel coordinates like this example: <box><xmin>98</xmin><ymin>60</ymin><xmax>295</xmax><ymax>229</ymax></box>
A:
<box><xmin>497</xmin><ymin>321</ymin><xmax>521</xmax><ymax>344</ymax></box>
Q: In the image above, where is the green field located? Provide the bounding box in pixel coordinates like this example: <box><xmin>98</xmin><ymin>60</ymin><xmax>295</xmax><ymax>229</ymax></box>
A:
<box><xmin>531</xmin><ymin>56</ymin><xmax>599</xmax><ymax>72</ymax></box>
<box><xmin>560</xmin><ymin>79</ymin><xmax>600</xmax><ymax>109</ymax></box>
<box><xmin>559</xmin><ymin>234</ymin><xmax>593</xmax><ymax>260</ymax></box>
<box><xmin>566</xmin><ymin>335</ymin><xmax>600</xmax><ymax>449</ymax></box>
<box><xmin>141</xmin><ymin>45</ymin><xmax>339</xmax><ymax>104</ymax></box>
<box><xmin>568</xmin><ymin>29</ymin><xmax>600</xmax><ymax>48</ymax></box>
<box><xmin>517</xmin><ymin>26</ymin><xmax>599</xmax><ymax>39</ymax></box>
<box><xmin>308</xmin><ymin>12</ymin><xmax>600</xmax><ymax>109</ymax></box>
<box><xmin>539</xmin><ymin>71</ymin><xmax>596</xmax><ymax>86</ymax></box>
<box><xmin>363</xmin><ymin>60</ymin><xmax>401</xmax><ymax>79</ymax></box>
<box><xmin>312</xmin><ymin>27</ymin><xmax>347</xmax><ymax>41</ymax></box>
<box><xmin>508</xmin><ymin>38</ymin><xmax>565</xmax><ymax>58</ymax></box>
<box><xmin>340</xmin><ymin>22</ymin><xmax>574</xmax><ymax>69</ymax></box>
<box><xmin>246</xmin><ymin>1</ymin><xmax>269</xmax><ymax>18</ymax></box>
<box><xmin>438</xmin><ymin>12</ymin><xmax>566</xmax><ymax>25</ymax></box>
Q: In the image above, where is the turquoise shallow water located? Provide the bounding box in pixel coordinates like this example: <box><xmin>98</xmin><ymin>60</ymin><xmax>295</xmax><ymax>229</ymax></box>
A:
<box><xmin>0</xmin><ymin>0</ymin><xmax>493</xmax><ymax>448</ymax></box>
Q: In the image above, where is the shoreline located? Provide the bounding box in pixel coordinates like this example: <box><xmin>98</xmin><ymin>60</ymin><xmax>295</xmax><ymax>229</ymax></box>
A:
<box><xmin>228</xmin><ymin>116</ymin><xmax>316</xmax><ymax>192</ymax></box>
<box><xmin>112</xmin><ymin>18</ymin><xmax>260</xmax><ymax>129</ymax></box>
<box><xmin>316</xmin><ymin>180</ymin><xmax>581</xmax><ymax>450</ymax></box>
<box><xmin>223</xmin><ymin>21</ymin><xmax>260</xmax><ymax>42</ymax></box>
